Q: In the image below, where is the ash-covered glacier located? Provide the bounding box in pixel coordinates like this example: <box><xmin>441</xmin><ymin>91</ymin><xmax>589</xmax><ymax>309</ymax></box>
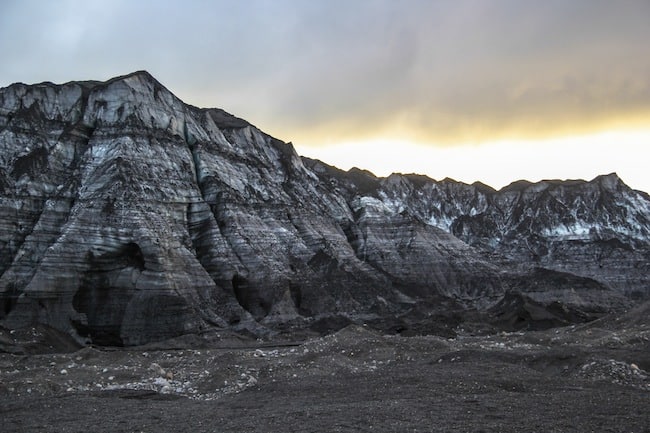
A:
<box><xmin>1</xmin><ymin>71</ymin><xmax>648</xmax><ymax>346</ymax></box>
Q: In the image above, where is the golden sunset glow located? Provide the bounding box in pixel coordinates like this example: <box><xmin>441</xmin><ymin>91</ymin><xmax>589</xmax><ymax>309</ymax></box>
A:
<box><xmin>294</xmin><ymin>128</ymin><xmax>650</xmax><ymax>193</ymax></box>
<box><xmin>276</xmin><ymin>108</ymin><xmax>650</xmax><ymax>150</ymax></box>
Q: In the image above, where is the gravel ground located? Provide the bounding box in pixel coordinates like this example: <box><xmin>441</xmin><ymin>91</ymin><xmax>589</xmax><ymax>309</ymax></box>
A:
<box><xmin>1</xmin><ymin>321</ymin><xmax>649</xmax><ymax>432</ymax></box>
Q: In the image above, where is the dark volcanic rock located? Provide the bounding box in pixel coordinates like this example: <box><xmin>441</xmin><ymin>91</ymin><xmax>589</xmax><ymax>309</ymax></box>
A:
<box><xmin>1</xmin><ymin>71</ymin><xmax>649</xmax><ymax>345</ymax></box>
<box><xmin>359</xmin><ymin>170</ymin><xmax>650</xmax><ymax>298</ymax></box>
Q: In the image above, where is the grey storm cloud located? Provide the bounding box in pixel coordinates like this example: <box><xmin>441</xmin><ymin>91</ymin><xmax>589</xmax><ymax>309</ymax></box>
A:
<box><xmin>1</xmin><ymin>0</ymin><xmax>649</xmax><ymax>144</ymax></box>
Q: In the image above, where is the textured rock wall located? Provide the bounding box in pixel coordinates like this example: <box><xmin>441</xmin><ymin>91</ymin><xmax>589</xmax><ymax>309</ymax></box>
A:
<box><xmin>306</xmin><ymin>161</ymin><xmax>650</xmax><ymax>298</ymax></box>
<box><xmin>1</xmin><ymin>71</ymin><xmax>648</xmax><ymax>345</ymax></box>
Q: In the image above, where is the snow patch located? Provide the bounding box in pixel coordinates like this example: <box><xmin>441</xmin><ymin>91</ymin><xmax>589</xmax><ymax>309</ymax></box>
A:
<box><xmin>541</xmin><ymin>222</ymin><xmax>593</xmax><ymax>239</ymax></box>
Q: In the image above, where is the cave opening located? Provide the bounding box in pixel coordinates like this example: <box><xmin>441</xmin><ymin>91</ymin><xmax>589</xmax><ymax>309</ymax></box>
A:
<box><xmin>2</xmin><ymin>297</ymin><xmax>14</xmax><ymax>317</ymax></box>
<box><xmin>232</xmin><ymin>274</ymin><xmax>270</xmax><ymax>319</ymax></box>
<box><xmin>232</xmin><ymin>274</ymin><xmax>250</xmax><ymax>310</ymax></box>
<box><xmin>72</xmin><ymin>281</ymin><xmax>131</xmax><ymax>346</ymax></box>
<box><xmin>123</xmin><ymin>242</ymin><xmax>145</xmax><ymax>270</ymax></box>
<box><xmin>71</xmin><ymin>242</ymin><xmax>145</xmax><ymax>346</ymax></box>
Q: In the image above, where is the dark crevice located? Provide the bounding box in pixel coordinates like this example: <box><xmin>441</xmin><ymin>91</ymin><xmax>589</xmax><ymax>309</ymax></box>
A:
<box><xmin>231</xmin><ymin>274</ymin><xmax>247</xmax><ymax>307</ymax></box>
<box><xmin>85</xmin><ymin>242</ymin><xmax>146</xmax><ymax>271</ymax></box>
<box><xmin>0</xmin><ymin>113</ymin><xmax>13</xmax><ymax>132</ymax></box>
<box><xmin>1</xmin><ymin>282</ymin><xmax>20</xmax><ymax>318</ymax></box>
<box><xmin>187</xmin><ymin>143</ymin><xmax>203</xmax><ymax>189</ymax></box>
<box><xmin>232</xmin><ymin>274</ymin><xmax>271</xmax><ymax>320</ymax></box>
<box><xmin>340</xmin><ymin>220</ymin><xmax>363</xmax><ymax>258</ymax></box>
<box><xmin>11</xmin><ymin>146</ymin><xmax>49</xmax><ymax>180</ymax></box>
<box><xmin>289</xmin><ymin>282</ymin><xmax>302</xmax><ymax>310</ymax></box>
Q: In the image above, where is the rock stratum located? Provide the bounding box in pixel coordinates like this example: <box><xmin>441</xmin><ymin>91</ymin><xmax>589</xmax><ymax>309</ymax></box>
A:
<box><xmin>0</xmin><ymin>71</ymin><xmax>648</xmax><ymax>346</ymax></box>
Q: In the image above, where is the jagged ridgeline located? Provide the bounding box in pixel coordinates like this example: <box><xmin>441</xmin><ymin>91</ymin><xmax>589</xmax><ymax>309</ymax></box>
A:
<box><xmin>1</xmin><ymin>71</ymin><xmax>649</xmax><ymax>345</ymax></box>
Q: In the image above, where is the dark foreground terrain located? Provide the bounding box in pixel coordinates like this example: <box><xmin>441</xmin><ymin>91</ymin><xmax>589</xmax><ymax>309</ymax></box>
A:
<box><xmin>1</xmin><ymin>305</ymin><xmax>649</xmax><ymax>433</ymax></box>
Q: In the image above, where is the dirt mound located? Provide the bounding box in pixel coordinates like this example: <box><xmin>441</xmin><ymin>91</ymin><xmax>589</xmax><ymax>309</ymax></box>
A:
<box><xmin>488</xmin><ymin>291</ymin><xmax>596</xmax><ymax>331</ymax></box>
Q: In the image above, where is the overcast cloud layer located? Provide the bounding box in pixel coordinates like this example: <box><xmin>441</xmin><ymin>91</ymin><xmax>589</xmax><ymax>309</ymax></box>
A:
<box><xmin>1</xmin><ymin>0</ymin><xmax>649</xmax><ymax>192</ymax></box>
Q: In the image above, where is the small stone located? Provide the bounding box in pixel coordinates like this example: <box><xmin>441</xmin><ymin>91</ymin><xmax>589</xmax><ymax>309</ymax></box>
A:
<box><xmin>150</xmin><ymin>363</ymin><xmax>166</xmax><ymax>377</ymax></box>
<box><xmin>60</xmin><ymin>369</ymin><xmax>68</xmax><ymax>375</ymax></box>
<box><xmin>154</xmin><ymin>377</ymin><xmax>170</xmax><ymax>387</ymax></box>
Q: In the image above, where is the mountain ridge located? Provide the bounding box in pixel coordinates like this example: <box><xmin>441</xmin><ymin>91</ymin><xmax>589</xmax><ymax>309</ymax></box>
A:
<box><xmin>1</xmin><ymin>71</ymin><xmax>648</xmax><ymax>346</ymax></box>
<box><xmin>3</xmin><ymin>71</ymin><xmax>646</xmax><ymax>194</ymax></box>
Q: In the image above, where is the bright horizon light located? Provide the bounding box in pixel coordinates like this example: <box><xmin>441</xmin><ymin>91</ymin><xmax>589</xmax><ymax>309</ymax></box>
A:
<box><xmin>294</xmin><ymin>128</ymin><xmax>650</xmax><ymax>194</ymax></box>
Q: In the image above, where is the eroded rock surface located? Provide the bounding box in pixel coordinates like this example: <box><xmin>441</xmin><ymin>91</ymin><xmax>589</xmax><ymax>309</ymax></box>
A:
<box><xmin>1</xmin><ymin>71</ymin><xmax>648</xmax><ymax>345</ymax></box>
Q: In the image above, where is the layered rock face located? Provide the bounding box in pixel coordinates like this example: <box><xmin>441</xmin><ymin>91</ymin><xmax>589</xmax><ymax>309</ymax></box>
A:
<box><xmin>353</xmin><ymin>170</ymin><xmax>650</xmax><ymax>298</ymax></box>
<box><xmin>0</xmin><ymin>72</ymin><xmax>648</xmax><ymax>345</ymax></box>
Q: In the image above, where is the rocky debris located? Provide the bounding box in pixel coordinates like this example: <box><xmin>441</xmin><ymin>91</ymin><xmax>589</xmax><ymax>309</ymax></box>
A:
<box><xmin>0</xmin><ymin>71</ymin><xmax>649</xmax><ymax>346</ymax></box>
<box><xmin>0</xmin><ymin>325</ymin><xmax>82</xmax><ymax>354</ymax></box>
<box><xmin>577</xmin><ymin>358</ymin><xmax>649</xmax><ymax>390</ymax></box>
<box><xmin>0</xmin><ymin>321</ymin><xmax>647</xmax><ymax>433</ymax></box>
<box><xmin>1</xmin><ymin>319</ymin><xmax>646</xmax><ymax>404</ymax></box>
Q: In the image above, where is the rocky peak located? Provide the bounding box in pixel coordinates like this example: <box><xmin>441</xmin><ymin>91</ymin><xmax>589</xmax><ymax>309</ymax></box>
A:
<box><xmin>594</xmin><ymin>172</ymin><xmax>625</xmax><ymax>191</ymax></box>
<box><xmin>201</xmin><ymin>108</ymin><xmax>251</xmax><ymax>130</ymax></box>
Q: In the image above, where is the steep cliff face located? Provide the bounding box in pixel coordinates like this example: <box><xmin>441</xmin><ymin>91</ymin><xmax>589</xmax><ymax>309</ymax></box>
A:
<box><xmin>0</xmin><ymin>72</ymin><xmax>647</xmax><ymax>345</ymax></box>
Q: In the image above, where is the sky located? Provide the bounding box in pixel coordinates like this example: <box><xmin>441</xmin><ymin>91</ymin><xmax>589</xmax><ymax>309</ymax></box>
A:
<box><xmin>1</xmin><ymin>0</ymin><xmax>649</xmax><ymax>192</ymax></box>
